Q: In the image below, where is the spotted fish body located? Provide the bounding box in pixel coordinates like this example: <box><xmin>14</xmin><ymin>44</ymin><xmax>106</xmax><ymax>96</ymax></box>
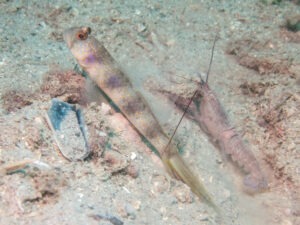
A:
<box><xmin>63</xmin><ymin>27</ymin><xmax>217</xmax><ymax>209</ymax></box>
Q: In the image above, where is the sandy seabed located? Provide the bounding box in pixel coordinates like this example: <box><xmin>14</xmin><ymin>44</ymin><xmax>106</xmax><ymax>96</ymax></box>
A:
<box><xmin>0</xmin><ymin>1</ymin><xmax>299</xmax><ymax>224</ymax></box>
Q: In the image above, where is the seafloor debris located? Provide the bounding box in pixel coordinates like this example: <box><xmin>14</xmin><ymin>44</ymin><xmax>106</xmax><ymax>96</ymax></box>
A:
<box><xmin>237</xmin><ymin>55</ymin><xmax>292</xmax><ymax>75</ymax></box>
<box><xmin>285</xmin><ymin>15</ymin><xmax>300</xmax><ymax>32</ymax></box>
<box><xmin>89</xmin><ymin>213</ymin><xmax>124</xmax><ymax>225</ymax></box>
<box><xmin>226</xmin><ymin>37</ymin><xmax>296</xmax><ymax>76</ymax></box>
<box><xmin>40</xmin><ymin>70</ymin><xmax>86</xmax><ymax>104</ymax></box>
<box><xmin>256</xmin><ymin>93</ymin><xmax>293</xmax><ymax>139</ymax></box>
<box><xmin>172</xmin><ymin>184</ymin><xmax>194</xmax><ymax>203</ymax></box>
<box><xmin>103</xmin><ymin>150</ymin><xmax>129</xmax><ymax>174</ymax></box>
<box><xmin>2</xmin><ymin>70</ymin><xmax>86</xmax><ymax>113</ymax></box>
<box><xmin>149</xmin><ymin>173</ymin><xmax>170</xmax><ymax>196</ymax></box>
<box><xmin>46</xmin><ymin>98</ymin><xmax>90</xmax><ymax>161</ymax></box>
<box><xmin>0</xmin><ymin>158</ymin><xmax>35</xmax><ymax>176</ymax></box>
<box><xmin>1</xmin><ymin>90</ymin><xmax>33</xmax><ymax>112</ymax></box>
<box><xmin>239</xmin><ymin>81</ymin><xmax>274</xmax><ymax>97</ymax></box>
<box><xmin>280</xmin><ymin>14</ymin><xmax>300</xmax><ymax>43</ymax></box>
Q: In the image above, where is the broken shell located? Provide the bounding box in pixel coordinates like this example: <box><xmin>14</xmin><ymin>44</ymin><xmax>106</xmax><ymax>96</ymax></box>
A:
<box><xmin>150</xmin><ymin>174</ymin><xmax>170</xmax><ymax>195</ymax></box>
<box><xmin>46</xmin><ymin>99</ymin><xmax>90</xmax><ymax>161</ymax></box>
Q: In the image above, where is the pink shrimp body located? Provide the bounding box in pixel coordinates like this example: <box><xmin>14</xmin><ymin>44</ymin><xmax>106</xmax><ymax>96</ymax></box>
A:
<box><xmin>197</xmin><ymin>83</ymin><xmax>268</xmax><ymax>192</ymax></box>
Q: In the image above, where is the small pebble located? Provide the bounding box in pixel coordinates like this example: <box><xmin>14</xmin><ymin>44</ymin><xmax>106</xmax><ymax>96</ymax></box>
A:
<box><xmin>160</xmin><ymin>207</ymin><xmax>168</xmax><ymax>221</ymax></box>
<box><xmin>125</xmin><ymin>203</ymin><xmax>136</xmax><ymax>219</ymax></box>
<box><xmin>222</xmin><ymin>188</ymin><xmax>231</xmax><ymax>200</ymax></box>
<box><xmin>101</xmin><ymin>103</ymin><xmax>112</xmax><ymax>115</ymax></box>
<box><xmin>150</xmin><ymin>174</ymin><xmax>169</xmax><ymax>195</ymax></box>
<box><xmin>172</xmin><ymin>185</ymin><xmax>193</xmax><ymax>203</ymax></box>
<box><xmin>165</xmin><ymin>39</ymin><xmax>175</xmax><ymax>47</ymax></box>
<box><xmin>34</xmin><ymin>116</ymin><xmax>43</xmax><ymax>125</ymax></box>
<box><xmin>125</xmin><ymin>163</ymin><xmax>139</xmax><ymax>178</ymax></box>
<box><xmin>132</xmin><ymin>200</ymin><xmax>141</xmax><ymax>211</ymax></box>
<box><xmin>97</xmin><ymin>131</ymin><xmax>107</xmax><ymax>137</ymax></box>
<box><xmin>135</xmin><ymin>9</ymin><xmax>141</xmax><ymax>15</ymax></box>
<box><xmin>103</xmin><ymin>151</ymin><xmax>128</xmax><ymax>174</ymax></box>
<box><xmin>117</xmin><ymin>202</ymin><xmax>136</xmax><ymax>219</ymax></box>
<box><xmin>284</xmin><ymin>208</ymin><xmax>292</xmax><ymax>216</ymax></box>
<box><xmin>130</xmin><ymin>152</ymin><xmax>137</xmax><ymax>160</ymax></box>
<box><xmin>280</xmin><ymin>219</ymin><xmax>292</xmax><ymax>225</ymax></box>
<box><xmin>136</xmin><ymin>23</ymin><xmax>147</xmax><ymax>33</ymax></box>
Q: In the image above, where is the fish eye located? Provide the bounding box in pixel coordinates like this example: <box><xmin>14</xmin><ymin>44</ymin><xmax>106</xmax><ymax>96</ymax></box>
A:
<box><xmin>76</xmin><ymin>31</ymin><xmax>87</xmax><ymax>40</ymax></box>
<box><xmin>76</xmin><ymin>27</ymin><xmax>91</xmax><ymax>40</ymax></box>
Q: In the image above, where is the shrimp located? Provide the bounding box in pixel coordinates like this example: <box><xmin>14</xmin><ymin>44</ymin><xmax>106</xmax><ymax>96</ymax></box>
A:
<box><xmin>160</xmin><ymin>37</ymin><xmax>268</xmax><ymax>193</ymax></box>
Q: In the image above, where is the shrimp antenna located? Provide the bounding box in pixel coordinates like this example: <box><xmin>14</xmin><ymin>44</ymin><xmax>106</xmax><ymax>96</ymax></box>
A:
<box><xmin>164</xmin><ymin>88</ymin><xmax>199</xmax><ymax>152</ymax></box>
<box><xmin>205</xmin><ymin>34</ymin><xmax>218</xmax><ymax>84</ymax></box>
<box><xmin>164</xmin><ymin>35</ymin><xmax>218</xmax><ymax>152</ymax></box>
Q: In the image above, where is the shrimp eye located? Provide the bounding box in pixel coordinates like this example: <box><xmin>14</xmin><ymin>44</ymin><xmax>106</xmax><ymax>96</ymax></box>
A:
<box><xmin>76</xmin><ymin>27</ymin><xmax>91</xmax><ymax>40</ymax></box>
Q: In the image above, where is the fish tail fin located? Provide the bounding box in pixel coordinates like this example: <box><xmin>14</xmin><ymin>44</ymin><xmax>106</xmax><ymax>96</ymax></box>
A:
<box><xmin>162</xmin><ymin>150</ymin><xmax>220</xmax><ymax>213</ymax></box>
